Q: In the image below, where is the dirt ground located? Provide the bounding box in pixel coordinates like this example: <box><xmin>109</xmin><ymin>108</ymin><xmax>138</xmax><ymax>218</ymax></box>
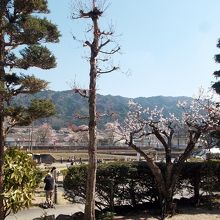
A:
<box><xmin>113</xmin><ymin>207</ymin><xmax>220</xmax><ymax>220</ymax></box>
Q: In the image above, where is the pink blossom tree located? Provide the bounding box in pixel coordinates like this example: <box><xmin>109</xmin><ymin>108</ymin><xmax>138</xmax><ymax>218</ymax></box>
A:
<box><xmin>36</xmin><ymin>123</ymin><xmax>57</xmax><ymax>145</ymax></box>
<box><xmin>115</xmin><ymin>94</ymin><xmax>220</xmax><ymax>215</ymax></box>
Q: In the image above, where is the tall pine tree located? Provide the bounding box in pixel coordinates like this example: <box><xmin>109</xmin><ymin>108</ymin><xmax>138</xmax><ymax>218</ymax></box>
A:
<box><xmin>0</xmin><ymin>0</ymin><xmax>60</xmax><ymax>218</ymax></box>
<box><xmin>211</xmin><ymin>39</ymin><xmax>220</xmax><ymax>147</ymax></box>
<box><xmin>212</xmin><ymin>39</ymin><xmax>220</xmax><ymax>94</ymax></box>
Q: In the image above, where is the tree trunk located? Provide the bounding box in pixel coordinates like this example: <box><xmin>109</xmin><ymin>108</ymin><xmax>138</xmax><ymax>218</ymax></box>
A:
<box><xmin>147</xmin><ymin>164</ymin><xmax>175</xmax><ymax>216</ymax></box>
<box><xmin>129</xmin><ymin>180</ymin><xmax>137</xmax><ymax>207</ymax></box>
<box><xmin>0</xmin><ymin>103</ymin><xmax>5</xmax><ymax>220</ymax></box>
<box><xmin>160</xmin><ymin>181</ymin><xmax>176</xmax><ymax>217</ymax></box>
<box><xmin>159</xmin><ymin>183</ymin><xmax>176</xmax><ymax>220</ymax></box>
<box><xmin>0</xmin><ymin>2</ymin><xmax>6</xmax><ymax>216</ymax></box>
<box><xmin>84</xmin><ymin>56</ymin><xmax>97</xmax><ymax>220</ymax></box>
<box><xmin>84</xmin><ymin>13</ymin><xmax>99</xmax><ymax>220</ymax></box>
<box><xmin>109</xmin><ymin>181</ymin><xmax>114</xmax><ymax>212</ymax></box>
<box><xmin>193</xmin><ymin>172</ymin><xmax>201</xmax><ymax>205</ymax></box>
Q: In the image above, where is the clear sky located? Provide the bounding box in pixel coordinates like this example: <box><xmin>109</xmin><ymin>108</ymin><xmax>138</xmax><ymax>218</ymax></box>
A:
<box><xmin>30</xmin><ymin>0</ymin><xmax>220</xmax><ymax>98</ymax></box>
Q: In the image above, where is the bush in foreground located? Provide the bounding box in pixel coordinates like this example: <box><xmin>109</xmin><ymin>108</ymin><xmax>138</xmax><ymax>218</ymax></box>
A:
<box><xmin>4</xmin><ymin>149</ymin><xmax>42</xmax><ymax>218</ymax></box>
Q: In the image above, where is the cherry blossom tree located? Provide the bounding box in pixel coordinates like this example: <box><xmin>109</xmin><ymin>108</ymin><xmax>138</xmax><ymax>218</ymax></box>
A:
<box><xmin>115</xmin><ymin>93</ymin><xmax>220</xmax><ymax>216</ymax></box>
<box><xmin>66</xmin><ymin>128</ymin><xmax>89</xmax><ymax>146</ymax></box>
<box><xmin>104</xmin><ymin>121</ymin><xmax>123</xmax><ymax>145</ymax></box>
<box><xmin>36</xmin><ymin>123</ymin><xmax>57</xmax><ymax>145</ymax></box>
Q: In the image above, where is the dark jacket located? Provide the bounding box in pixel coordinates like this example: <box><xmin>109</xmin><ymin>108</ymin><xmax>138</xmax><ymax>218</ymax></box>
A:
<box><xmin>44</xmin><ymin>174</ymin><xmax>55</xmax><ymax>191</ymax></box>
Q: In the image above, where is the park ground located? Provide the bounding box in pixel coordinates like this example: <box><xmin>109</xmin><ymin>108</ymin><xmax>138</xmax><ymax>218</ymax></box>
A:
<box><xmin>5</xmin><ymin>204</ymin><xmax>220</xmax><ymax>220</ymax></box>
<box><xmin>6</xmin><ymin>152</ymin><xmax>220</xmax><ymax>220</ymax></box>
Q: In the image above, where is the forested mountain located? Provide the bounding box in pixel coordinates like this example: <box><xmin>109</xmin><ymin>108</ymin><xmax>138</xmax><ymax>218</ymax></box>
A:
<box><xmin>13</xmin><ymin>90</ymin><xmax>192</xmax><ymax>129</ymax></box>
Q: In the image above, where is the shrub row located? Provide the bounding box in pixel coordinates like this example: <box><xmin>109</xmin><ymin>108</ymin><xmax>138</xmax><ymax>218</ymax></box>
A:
<box><xmin>63</xmin><ymin>161</ymin><xmax>220</xmax><ymax>210</ymax></box>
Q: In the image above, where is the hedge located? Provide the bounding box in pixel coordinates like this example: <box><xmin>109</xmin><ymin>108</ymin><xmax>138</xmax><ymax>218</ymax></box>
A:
<box><xmin>63</xmin><ymin>161</ymin><xmax>220</xmax><ymax>211</ymax></box>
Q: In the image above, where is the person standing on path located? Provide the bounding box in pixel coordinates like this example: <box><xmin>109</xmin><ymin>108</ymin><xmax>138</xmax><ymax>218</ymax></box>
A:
<box><xmin>44</xmin><ymin>167</ymin><xmax>56</xmax><ymax>207</ymax></box>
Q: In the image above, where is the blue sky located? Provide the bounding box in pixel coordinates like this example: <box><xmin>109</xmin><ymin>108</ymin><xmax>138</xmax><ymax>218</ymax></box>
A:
<box><xmin>30</xmin><ymin>0</ymin><xmax>220</xmax><ymax>98</ymax></box>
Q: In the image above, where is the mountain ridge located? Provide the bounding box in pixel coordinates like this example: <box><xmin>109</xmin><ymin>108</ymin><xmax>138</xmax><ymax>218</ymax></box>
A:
<box><xmin>13</xmin><ymin>90</ymin><xmax>192</xmax><ymax>129</ymax></box>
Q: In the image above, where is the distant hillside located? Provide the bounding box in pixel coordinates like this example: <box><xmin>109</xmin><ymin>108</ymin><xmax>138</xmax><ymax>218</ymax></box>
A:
<box><xmin>13</xmin><ymin>90</ymin><xmax>192</xmax><ymax>129</ymax></box>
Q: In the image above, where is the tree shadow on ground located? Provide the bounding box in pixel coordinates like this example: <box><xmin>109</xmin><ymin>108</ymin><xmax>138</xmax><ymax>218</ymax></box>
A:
<box><xmin>49</xmin><ymin>195</ymin><xmax>220</xmax><ymax>220</ymax></box>
<box><xmin>175</xmin><ymin>194</ymin><xmax>220</xmax><ymax>215</ymax></box>
<box><xmin>106</xmin><ymin>195</ymin><xmax>220</xmax><ymax>220</ymax></box>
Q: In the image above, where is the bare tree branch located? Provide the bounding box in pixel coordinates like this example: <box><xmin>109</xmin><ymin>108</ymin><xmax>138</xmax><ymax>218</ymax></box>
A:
<box><xmin>98</xmin><ymin>39</ymin><xmax>110</xmax><ymax>50</ymax></box>
<box><xmin>100</xmin><ymin>31</ymin><xmax>114</xmax><ymax>36</ymax></box>
<box><xmin>97</xmin><ymin>66</ymin><xmax>119</xmax><ymax>75</ymax></box>
<box><xmin>100</xmin><ymin>46</ymin><xmax>120</xmax><ymax>54</ymax></box>
<box><xmin>84</xmin><ymin>40</ymin><xmax>92</xmax><ymax>47</ymax></box>
<box><xmin>74</xmin><ymin>88</ymin><xmax>89</xmax><ymax>98</ymax></box>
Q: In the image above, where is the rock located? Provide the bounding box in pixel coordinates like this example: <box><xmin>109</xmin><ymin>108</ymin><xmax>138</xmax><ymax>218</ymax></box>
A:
<box><xmin>55</xmin><ymin>212</ymin><xmax>84</xmax><ymax>220</ymax></box>
<box><xmin>71</xmin><ymin>211</ymin><xmax>84</xmax><ymax>220</ymax></box>
<box><xmin>33</xmin><ymin>215</ymin><xmax>55</xmax><ymax>220</ymax></box>
<box><xmin>56</xmin><ymin>214</ymin><xmax>72</xmax><ymax>220</ymax></box>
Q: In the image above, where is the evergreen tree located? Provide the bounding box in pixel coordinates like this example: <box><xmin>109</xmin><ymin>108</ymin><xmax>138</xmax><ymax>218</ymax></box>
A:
<box><xmin>211</xmin><ymin>39</ymin><xmax>220</xmax><ymax>143</ymax></box>
<box><xmin>0</xmin><ymin>0</ymin><xmax>60</xmax><ymax>218</ymax></box>
<box><xmin>212</xmin><ymin>39</ymin><xmax>220</xmax><ymax>94</ymax></box>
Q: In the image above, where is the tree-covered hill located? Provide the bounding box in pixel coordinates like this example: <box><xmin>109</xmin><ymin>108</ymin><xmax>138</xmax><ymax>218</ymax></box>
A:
<box><xmin>13</xmin><ymin>90</ymin><xmax>192</xmax><ymax>129</ymax></box>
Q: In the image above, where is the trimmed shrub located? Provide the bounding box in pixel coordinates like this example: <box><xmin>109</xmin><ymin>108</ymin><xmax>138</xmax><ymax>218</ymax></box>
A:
<box><xmin>63</xmin><ymin>164</ymin><xmax>87</xmax><ymax>203</ymax></box>
<box><xmin>63</xmin><ymin>160</ymin><xmax>220</xmax><ymax>211</ymax></box>
<box><xmin>64</xmin><ymin>161</ymin><xmax>158</xmax><ymax>210</ymax></box>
